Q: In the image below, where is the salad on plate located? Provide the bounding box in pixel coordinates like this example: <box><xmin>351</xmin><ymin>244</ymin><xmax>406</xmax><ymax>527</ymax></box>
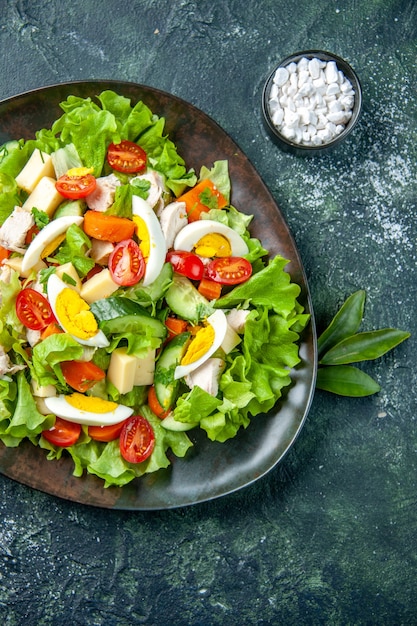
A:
<box><xmin>0</xmin><ymin>90</ymin><xmax>309</xmax><ymax>487</ymax></box>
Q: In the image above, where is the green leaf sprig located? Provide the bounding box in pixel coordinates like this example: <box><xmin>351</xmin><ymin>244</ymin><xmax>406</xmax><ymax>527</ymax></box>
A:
<box><xmin>316</xmin><ymin>290</ymin><xmax>410</xmax><ymax>397</ymax></box>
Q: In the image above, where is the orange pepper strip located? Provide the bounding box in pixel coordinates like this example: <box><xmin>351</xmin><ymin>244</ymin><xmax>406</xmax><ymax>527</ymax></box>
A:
<box><xmin>147</xmin><ymin>385</ymin><xmax>170</xmax><ymax>419</ymax></box>
<box><xmin>83</xmin><ymin>210</ymin><xmax>135</xmax><ymax>242</ymax></box>
<box><xmin>177</xmin><ymin>179</ymin><xmax>227</xmax><ymax>223</ymax></box>
<box><xmin>40</xmin><ymin>322</ymin><xmax>64</xmax><ymax>341</ymax></box>
<box><xmin>164</xmin><ymin>316</ymin><xmax>189</xmax><ymax>342</ymax></box>
<box><xmin>0</xmin><ymin>246</ymin><xmax>11</xmax><ymax>263</ymax></box>
<box><xmin>198</xmin><ymin>278</ymin><xmax>222</xmax><ymax>300</ymax></box>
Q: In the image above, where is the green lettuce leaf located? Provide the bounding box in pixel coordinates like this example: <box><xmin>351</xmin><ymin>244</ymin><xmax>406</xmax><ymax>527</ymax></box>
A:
<box><xmin>215</xmin><ymin>255</ymin><xmax>302</xmax><ymax>317</ymax></box>
<box><xmin>0</xmin><ymin>270</ymin><xmax>24</xmax><ymax>345</ymax></box>
<box><xmin>31</xmin><ymin>333</ymin><xmax>84</xmax><ymax>388</ymax></box>
<box><xmin>0</xmin><ymin>371</ymin><xmax>54</xmax><ymax>445</ymax></box>
<box><xmin>0</xmin><ymin>172</ymin><xmax>22</xmax><ymax>225</ymax></box>
<box><xmin>51</xmin><ymin>223</ymin><xmax>95</xmax><ymax>278</ymax></box>
<box><xmin>199</xmin><ymin>160</ymin><xmax>231</xmax><ymax>203</ymax></box>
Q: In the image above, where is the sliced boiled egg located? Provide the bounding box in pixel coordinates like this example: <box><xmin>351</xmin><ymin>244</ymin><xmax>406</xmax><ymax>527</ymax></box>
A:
<box><xmin>174</xmin><ymin>309</ymin><xmax>228</xmax><ymax>379</ymax></box>
<box><xmin>21</xmin><ymin>215</ymin><xmax>84</xmax><ymax>274</ymax></box>
<box><xmin>173</xmin><ymin>220</ymin><xmax>249</xmax><ymax>258</ymax></box>
<box><xmin>47</xmin><ymin>274</ymin><xmax>109</xmax><ymax>347</ymax></box>
<box><xmin>132</xmin><ymin>195</ymin><xmax>167</xmax><ymax>286</ymax></box>
<box><xmin>44</xmin><ymin>393</ymin><xmax>133</xmax><ymax>426</ymax></box>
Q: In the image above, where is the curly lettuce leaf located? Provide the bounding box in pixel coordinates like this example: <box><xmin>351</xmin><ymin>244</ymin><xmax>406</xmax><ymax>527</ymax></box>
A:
<box><xmin>31</xmin><ymin>333</ymin><xmax>84</xmax><ymax>388</ymax></box>
<box><xmin>0</xmin><ymin>270</ymin><xmax>24</xmax><ymax>345</ymax></box>
<box><xmin>215</xmin><ymin>255</ymin><xmax>302</xmax><ymax>317</ymax></box>
<box><xmin>0</xmin><ymin>371</ymin><xmax>53</xmax><ymax>445</ymax></box>
<box><xmin>52</xmin><ymin>223</ymin><xmax>95</xmax><ymax>278</ymax></box>
<box><xmin>199</xmin><ymin>160</ymin><xmax>231</xmax><ymax>203</ymax></box>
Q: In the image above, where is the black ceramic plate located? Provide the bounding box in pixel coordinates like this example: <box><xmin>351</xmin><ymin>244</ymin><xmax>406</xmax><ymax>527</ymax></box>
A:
<box><xmin>0</xmin><ymin>80</ymin><xmax>316</xmax><ymax>510</ymax></box>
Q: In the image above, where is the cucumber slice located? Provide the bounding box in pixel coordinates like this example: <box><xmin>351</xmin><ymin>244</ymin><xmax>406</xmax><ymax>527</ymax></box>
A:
<box><xmin>90</xmin><ymin>296</ymin><xmax>166</xmax><ymax>338</ymax></box>
<box><xmin>165</xmin><ymin>274</ymin><xmax>213</xmax><ymax>323</ymax></box>
<box><xmin>160</xmin><ymin>413</ymin><xmax>195</xmax><ymax>431</ymax></box>
<box><xmin>54</xmin><ymin>199</ymin><xmax>86</xmax><ymax>218</ymax></box>
<box><xmin>154</xmin><ymin>332</ymin><xmax>191</xmax><ymax>410</ymax></box>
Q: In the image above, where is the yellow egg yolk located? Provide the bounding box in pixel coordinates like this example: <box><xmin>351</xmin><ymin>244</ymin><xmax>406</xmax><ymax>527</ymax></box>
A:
<box><xmin>194</xmin><ymin>233</ymin><xmax>231</xmax><ymax>258</ymax></box>
<box><xmin>41</xmin><ymin>233</ymin><xmax>67</xmax><ymax>259</ymax></box>
<box><xmin>133</xmin><ymin>215</ymin><xmax>150</xmax><ymax>260</ymax></box>
<box><xmin>181</xmin><ymin>324</ymin><xmax>215</xmax><ymax>365</ymax></box>
<box><xmin>55</xmin><ymin>288</ymin><xmax>99</xmax><ymax>339</ymax></box>
<box><xmin>65</xmin><ymin>393</ymin><xmax>118</xmax><ymax>413</ymax></box>
<box><xmin>66</xmin><ymin>166</ymin><xmax>94</xmax><ymax>177</ymax></box>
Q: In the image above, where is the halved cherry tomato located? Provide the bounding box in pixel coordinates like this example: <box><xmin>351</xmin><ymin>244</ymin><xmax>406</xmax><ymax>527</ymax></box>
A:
<box><xmin>119</xmin><ymin>415</ymin><xmax>155</xmax><ymax>464</ymax></box>
<box><xmin>56</xmin><ymin>173</ymin><xmax>96</xmax><ymax>199</ymax></box>
<box><xmin>166</xmin><ymin>250</ymin><xmax>204</xmax><ymax>281</ymax></box>
<box><xmin>15</xmin><ymin>288</ymin><xmax>55</xmax><ymax>331</ymax></box>
<box><xmin>88</xmin><ymin>420</ymin><xmax>127</xmax><ymax>443</ymax></box>
<box><xmin>147</xmin><ymin>385</ymin><xmax>170</xmax><ymax>419</ymax></box>
<box><xmin>107</xmin><ymin>140</ymin><xmax>147</xmax><ymax>174</ymax></box>
<box><xmin>205</xmin><ymin>256</ymin><xmax>252</xmax><ymax>285</ymax></box>
<box><xmin>61</xmin><ymin>360</ymin><xmax>106</xmax><ymax>393</ymax></box>
<box><xmin>42</xmin><ymin>417</ymin><xmax>81</xmax><ymax>447</ymax></box>
<box><xmin>83</xmin><ymin>210</ymin><xmax>136</xmax><ymax>242</ymax></box>
<box><xmin>109</xmin><ymin>239</ymin><xmax>146</xmax><ymax>286</ymax></box>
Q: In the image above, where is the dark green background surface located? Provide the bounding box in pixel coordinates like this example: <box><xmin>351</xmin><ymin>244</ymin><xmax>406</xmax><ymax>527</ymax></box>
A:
<box><xmin>1</xmin><ymin>1</ymin><xmax>416</xmax><ymax>624</ymax></box>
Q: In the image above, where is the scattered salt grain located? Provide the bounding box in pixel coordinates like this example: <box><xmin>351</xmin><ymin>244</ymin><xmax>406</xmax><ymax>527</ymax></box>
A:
<box><xmin>268</xmin><ymin>56</ymin><xmax>356</xmax><ymax>146</ymax></box>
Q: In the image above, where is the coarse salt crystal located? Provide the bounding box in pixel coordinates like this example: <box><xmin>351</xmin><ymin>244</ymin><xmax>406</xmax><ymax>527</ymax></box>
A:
<box><xmin>308</xmin><ymin>57</ymin><xmax>321</xmax><ymax>79</ymax></box>
<box><xmin>325</xmin><ymin>61</ymin><xmax>339</xmax><ymax>83</ymax></box>
<box><xmin>270</xmin><ymin>83</ymin><xmax>279</xmax><ymax>99</ymax></box>
<box><xmin>273</xmin><ymin>66</ymin><xmax>289</xmax><ymax>87</ymax></box>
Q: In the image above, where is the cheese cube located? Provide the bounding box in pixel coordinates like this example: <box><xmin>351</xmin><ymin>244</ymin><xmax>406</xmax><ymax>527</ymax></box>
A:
<box><xmin>134</xmin><ymin>348</ymin><xmax>156</xmax><ymax>386</ymax></box>
<box><xmin>22</xmin><ymin>176</ymin><xmax>64</xmax><ymax>217</ymax></box>
<box><xmin>107</xmin><ymin>347</ymin><xmax>137</xmax><ymax>395</ymax></box>
<box><xmin>54</xmin><ymin>262</ymin><xmax>82</xmax><ymax>292</ymax></box>
<box><xmin>15</xmin><ymin>149</ymin><xmax>55</xmax><ymax>193</ymax></box>
<box><xmin>4</xmin><ymin>255</ymin><xmax>47</xmax><ymax>278</ymax></box>
<box><xmin>31</xmin><ymin>379</ymin><xmax>57</xmax><ymax>398</ymax></box>
<box><xmin>80</xmin><ymin>268</ymin><xmax>118</xmax><ymax>304</ymax></box>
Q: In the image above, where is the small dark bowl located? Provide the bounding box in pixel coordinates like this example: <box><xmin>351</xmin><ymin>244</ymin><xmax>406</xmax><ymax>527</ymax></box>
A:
<box><xmin>262</xmin><ymin>50</ymin><xmax>362</xmax><ymax>156</ymax></box>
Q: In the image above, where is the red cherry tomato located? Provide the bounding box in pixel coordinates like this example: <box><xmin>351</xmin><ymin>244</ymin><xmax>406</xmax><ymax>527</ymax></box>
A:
<box><xmin>205</xmin><ymin>256</ymin><xmax>252</xmax><ymax>285</ymax></box>
<box><xmin>56</xmin><ymin>173</ymin><xmax>96</xmax><ymax>199</ymax></box>
<box><xmin>107</xmin><ymin>140</ymin><xmax>147</xmax><ymax>174</ymax></box>
<box><xmin>166</xmin><ymin>250</ymin><xmax>204</xmax><ymax>281</ymax></box>
<box><xmin>88</xmin><ymin>420</ymin><xmax>127</xmax><ymax>443</ymax></box>
<box><xmin>119</xmin><ymin>415</ymin><xmax>155</xmax><ymax>464</ymax></box>
<box><xmin>15</xmin><ymin>288</ymin><xmax>55</xmax><ymax>331</ymax></box>
<box><xmin>42</xmin><ymin>417</ymin><xmax>81</xmax><ymax>447</ymax></box>
<box><xmin>60</xmin><ymin>360</ymin><xmax>106</xmax><ymax>393</ymax></box>
<box><xmin>108</xmin><ymin>239</ymin><xmax>146</xmax><ymax>286</ymax></box>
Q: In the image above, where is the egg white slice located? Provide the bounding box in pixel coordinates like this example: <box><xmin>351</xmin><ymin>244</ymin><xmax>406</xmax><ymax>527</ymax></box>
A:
<box><xmin>47</xmin><ymin>274</ymin><xmax>109</xmax><ymax>348</ymax></box>
<box><xmin>173</xmin><ymin>220</ymin><xmax>249</xmax><ymax>257</ymax></box>
<box><xmin>21</xmin><ymin>215</ymin><xmax>84</xmax><ymax>274</ymax></box>
<box><xmin>174</xmin><ymin>309</ymin><xmax>228</xmax><ymax>379</ymax></box>
<box><xmin>132</xmin><ymin>195</ymin><xmax>167</xmax><ymax>286</ymax></box>
<box><xmin>44</xmin><ymin>395</ymin><xmax>133</xmax><ymax>426</ymax></box>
